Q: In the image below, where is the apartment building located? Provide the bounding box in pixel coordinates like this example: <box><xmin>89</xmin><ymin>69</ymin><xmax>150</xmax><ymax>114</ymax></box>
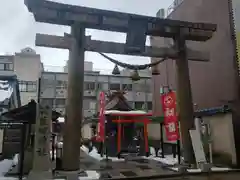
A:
<box><xmin>40</xmin><ymin>70</ymin><xmax>153</xmax><ymax>118</ymax></box>
<box><xmin>0</xmin><ymin>47</ymin><xmax>42</xmax><ymax>105</ymax></box>
<box><xmin>0</xmin><ymin>47</ymin><xmax>153</xmax><ymax>118</ymax></box>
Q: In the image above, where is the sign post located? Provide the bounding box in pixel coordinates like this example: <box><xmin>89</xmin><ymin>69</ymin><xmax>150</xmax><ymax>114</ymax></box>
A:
<box><xmin>97</xmin><ymin>92</ymin><xmax>105</xmax><ymax>142</ymax></box>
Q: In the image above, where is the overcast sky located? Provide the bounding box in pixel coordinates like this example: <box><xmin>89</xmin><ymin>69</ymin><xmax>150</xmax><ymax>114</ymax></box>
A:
<box><xmin>0</xmin><ymin>0</ymin><xmax>173</xmax><ymax>72</ymax></box>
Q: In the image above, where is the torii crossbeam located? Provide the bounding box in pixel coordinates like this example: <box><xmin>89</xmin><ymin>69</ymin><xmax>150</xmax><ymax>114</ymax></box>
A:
<box><xmin>24</xmin><ymin>0</ymin><xmax>217</xmax><ymax>174</ymax></box>
<box><xmin>35</xmin><ymin>33</ymin><xmax>210</xmax><ymax>61</ymax></box>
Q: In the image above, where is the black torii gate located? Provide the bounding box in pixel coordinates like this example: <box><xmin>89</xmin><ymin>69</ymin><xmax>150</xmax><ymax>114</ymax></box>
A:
<box><xmin>24</xmin><ymin>0</ymin><xmax>216</xmax><ymax>171</ymax></box>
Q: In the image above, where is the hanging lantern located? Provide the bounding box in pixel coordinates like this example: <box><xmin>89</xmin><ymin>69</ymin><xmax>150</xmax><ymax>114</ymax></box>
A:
<box><xmin>151</xmin><ymin>65</ymin><xmax>160</xmax><ymax>75</ymax></box>
<box><xmin>131</xmin><ymin>69</ymin><xmax>141</xmax><ymax>81</ymax></box>
<box><xmin>112</xmin><ymin>64</ymin><xmax>120</xmax><ymax>75</ymax></box>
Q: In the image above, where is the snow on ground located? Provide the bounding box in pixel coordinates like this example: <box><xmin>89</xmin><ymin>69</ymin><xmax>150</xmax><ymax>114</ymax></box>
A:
<box><xmin>81</xmin><ymin>146</ymin><xmax>124</xmax><ymax>162</ymax></box>
<box><xmin>0</xmin><ymin>159</ymin><xmax>15</xmax><ymax>176</ymax></box>
<box><xmin>0</xmin><ymin>178</ymin><xmax>21</xmax><ymax>180</ymax></box>
<box><xmin>81</xmin><ymin>171</ymin><xmax>100</xmax><ymax>180</ymax></box>
<box><xmin>0</xmin><ymin>154</ymin><xmax>20</xmax><ymax>180</ymax></box>
<box><xmin>146</xmin><ymin>155</ymin><xmax>179</xmax><ymax>165</ymax></box>
<box><xmin>54</xmin><ymin>171</ymin><xmax>100</xmax><ymax>180</ymax></box>
<box><xmin>171</xmin><ymin>167</ymin><xmax>231</xmax><ymax>172</ymax></box>
<box><xmin>145</xmin><ymin>153</ymin><xmax>232</xmax><ymax>172</ymax></box>
<box><xmin>0</xmin><ymin>154</ymin><xmax>19</xmax><ymax>176</ymax></box>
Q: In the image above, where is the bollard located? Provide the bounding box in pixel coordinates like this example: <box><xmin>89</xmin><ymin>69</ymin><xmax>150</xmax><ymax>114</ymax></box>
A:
<box><xmin>51</xmin><ymin>133</ymin><xmax>56</xmax><ymax>161</ymax></box>
<box><xmin>172</xmin><ymin>144</ymin><xmax>177</xmax><ymax>158</ymax></box>
<box><xmin>55</xmin><ymin>142</ymin><xmax>63</xmax><ymax>170</ymax></box>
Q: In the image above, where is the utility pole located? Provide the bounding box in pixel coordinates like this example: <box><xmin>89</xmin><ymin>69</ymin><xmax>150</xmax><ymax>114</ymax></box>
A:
<box><xmin>174</xmin><ymin>31</ymin><xmax>195</xmax><ymax>164</ymax></box>
<box><xmin>62</xmin><ymin>25</ymin><xmax>85</xmax><ymax>170</ymax></box>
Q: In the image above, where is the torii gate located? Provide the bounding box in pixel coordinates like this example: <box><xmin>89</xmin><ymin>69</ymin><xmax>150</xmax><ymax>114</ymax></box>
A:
<box><xmin>24</xmin><ymin>0</ymin><xmax>216</xmax><ymax>172</ymax></box>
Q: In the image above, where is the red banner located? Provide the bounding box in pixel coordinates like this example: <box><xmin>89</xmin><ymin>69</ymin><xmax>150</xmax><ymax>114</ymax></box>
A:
<box><xmin>161</xmin><ymin>91</ymin><xmax>179</xmax><ymax>141</ymax></box>
<box><xmin>96</xmin><ymin>91</ymin><xmax>105</xmax><ymax>142</ymax></box>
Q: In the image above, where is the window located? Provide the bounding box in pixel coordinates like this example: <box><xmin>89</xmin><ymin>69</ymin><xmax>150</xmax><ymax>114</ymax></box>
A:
<box><xmin>135</xmin><ymin>101</ymin><xmax>145</xmax><ymax>110</ymax></box>
<box><xmin>56</xmin><ymin>80</ymin><xmax>67</xmax><ymax>89</ymax></box>
<box><xmin>4</xmin><ymin>63</ymin><xmax>13</xmax><ymax>70</ymax></box>
<box><xmin>122</xmin><ymin>84</ymin><xmax>132</xmax><ymax>91</ymax></box>
<box><xmin>96</xmin><ymin>83</ymin><xmax>102</xmax><ymax>90</ymax></box>
<box><xmin>27</xmin><ymin>82</ymin><xmax>37</xmax><ymax>92</ymax></box>
<box><xmin>19</xmin><ymin>81</ymin><xmax>37</xmax><ymax>92</ymax></box>
<box><xmin>90</xmin><ymin>101</ymin><xmax>96</xmax><ymax>110</ymax></box>
<box><xmin>84</xmin><ymin>82</ymin><xmax>95</xmax><ymax>90</ymax></box>
<box><xmin>0</xmin><ymin>63</ymin><xmax>13</xmax><ymax>71</ymax></box>
<box><xmin>134</xmin><ymin>83</ymin><xmax>146</xmax><ymax>92</ymax></box>
<box><xmin>41</xmin><ymin>98</ymin><xmax>53</xmax><ymax>107</ymax></box>
<box><xmin>0</xmin><ymin>64</ymin><xmax>4</xmax><ymax>70</ymax></box>
<box><xmin>147</xmin><ymin>102</ymin><xmax>152</xmax><ymax>110</ymax></box>
<box><xmin>19</xmin><ymin>83</ymin><xmax>27</xmax><ymax>92</ymax></box>
<box><xmin>109</xmin><ymin>83</ymin><xmax>120</xmax><ymax>91</ymax></box>
<box><xmin>55</xmin><ymin>99</ymin><xmax>66</xmax><ymax>106</ymax></box>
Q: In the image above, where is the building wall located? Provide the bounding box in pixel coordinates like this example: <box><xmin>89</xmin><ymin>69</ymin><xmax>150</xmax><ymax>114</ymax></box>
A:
<box><xmin>232</xmin><ymin>0</ymin><xmax>240</xmax><ymax>66</ymax></box>
<box><xmin>0</xmin><ymin>48</ymin><xmax>42</xmax><ymax>105</ymax></box>
<box><xmin>64</xmin><ymin>61</ymin><xmax>93</xmax><ymax>73</ymax></box>
<box><xmin>40</xmin><ymin>71</ymin><xmax>153</xmax><ymax>117</ymax></box>
<box><xmin>151</xmin><ymin>0</ymin><xmax>238</xmax><ymax>114</ymax></box>
<box><xmin>14</xmin><ymin>48</ymin><xmax>42</xmax><ymax>105</ymax></box>
<box><xmin>203</xmin><ymin>113</ymin><xmax>237</xmax><ymax>165</ymax></box>
<box><xmin>82</xmin><ymin>124</ymin><xmax>92</xmax><ymax>139</ymax></box>
<box><xmin>0</xmin><ymin>56</ymin><xmax>15</xmax><ymax>77</ymax></box>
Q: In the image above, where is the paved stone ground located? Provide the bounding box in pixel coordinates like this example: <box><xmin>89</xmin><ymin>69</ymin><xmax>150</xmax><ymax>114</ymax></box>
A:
<box><xmin>79</xmin><ymin>151</ymin><xmax>240</xmax><ymax>180</ymax></box>
<box><xmin>80</xmin><ymin>150</ymin><xmax>177</xmax><ymax>179</ymax></box>
<box><xmin>7</xmin><ymin>150</ymin><xmax>240</xmax><ymax>179</ymax></box>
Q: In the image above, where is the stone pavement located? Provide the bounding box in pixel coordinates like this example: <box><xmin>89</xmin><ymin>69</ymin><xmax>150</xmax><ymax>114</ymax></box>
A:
<box><xmin>7</xmin><ymin>150</ymin><xmax>240</xmax><ymax>179</ymax></box>
<box><xmin>80</xmin><ymin>150</ymin><xmax>178</xmax><ymax>179</ymax></box>
<box><xmin>79</xmin><ymin>151</ymin><xmax>240</xmax><ymax>179</ymax></box>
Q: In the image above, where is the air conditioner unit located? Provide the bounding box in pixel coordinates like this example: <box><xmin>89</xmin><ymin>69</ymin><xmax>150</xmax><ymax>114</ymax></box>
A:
<box><xmin>156</xmin><ymin>8</ymin><xmax>165</xmax><ymax>18</ymax></box>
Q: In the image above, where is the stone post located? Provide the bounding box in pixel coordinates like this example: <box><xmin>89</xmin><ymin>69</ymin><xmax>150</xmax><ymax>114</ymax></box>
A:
<box><xmin>62</xmin><ymin>24</ymin><xmax>85</xmax><ymax>171</ymax></box>
<box><xmin>174</xmin><ymin>32</ymin><xmax>195</xmax><ymax>164</ymax></box>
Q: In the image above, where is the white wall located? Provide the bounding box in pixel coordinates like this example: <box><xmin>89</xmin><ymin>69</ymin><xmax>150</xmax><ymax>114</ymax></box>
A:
<box><xmin>14</xmin><ymin>48</ymin><xmax>42</xmax><ymax>105</ymax></box>
<box><xmin>203</xmin><ymin>113</ymin><xmax>237</xmax><ymax>165</ymax></box>
<box><xmin>64</xmin><ymin>61</ymin><xmax>93</xmax><ymax>73</ymax></box>
<box><xmin>82</xmin><ymin>124</ymin><xmax>92</xmax><ymax>139</ymax></box>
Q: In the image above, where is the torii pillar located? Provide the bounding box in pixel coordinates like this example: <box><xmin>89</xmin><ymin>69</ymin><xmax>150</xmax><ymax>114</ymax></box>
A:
<box><xmin>62</xmin><ymin>25</ymin><xmax>85</xmax><ymax>170</ymax></box>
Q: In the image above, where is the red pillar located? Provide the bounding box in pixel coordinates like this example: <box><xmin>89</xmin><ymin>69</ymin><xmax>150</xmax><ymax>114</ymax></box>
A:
<box><xmin>117</xmin><ymin>121</ymin><xmax>121</xmax><ymax>153</ymax></box>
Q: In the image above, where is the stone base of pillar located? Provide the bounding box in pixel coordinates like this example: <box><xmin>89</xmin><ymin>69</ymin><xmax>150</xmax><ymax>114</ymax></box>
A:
<box><xmin>27</xmin><ymin>170</ymin><xmax>53</xmax><ymax>180</ymax></box>
<box><xmin>199</xmin><ymin>163</ymin><xmax>212</xmax><ymax>172</ymax></box>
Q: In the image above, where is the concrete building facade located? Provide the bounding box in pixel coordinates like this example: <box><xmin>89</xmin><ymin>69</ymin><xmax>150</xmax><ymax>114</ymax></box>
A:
<box><xmin>0</xmin><ymin>47</ymin><xmax>42</xmax><ymax>105</ymax></box>
<box><xmin>40</xmin><ymin>71</ymin><xmax>153</xmax><ymax>118</ymax></box>
<box><xmin>150</xmin><ymin>0</ymin><xmax>240</xmax><ymax>166</ymax></box>
<box><xmin>151</xmin><ymin>0</ymin><xmax>238</xmax><ymax>114</ymax></box>
<box><xmin>0</xmin><ymin>47</ymin><xmax>153</xmax><ymax>118</ymax></box>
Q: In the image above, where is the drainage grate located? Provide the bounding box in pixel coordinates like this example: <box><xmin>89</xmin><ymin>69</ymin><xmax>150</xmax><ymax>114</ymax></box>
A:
<box><xmin>100</xmin><ymin>165</ymin><xmax>113</xmax><ymax>170</ymax></box>
<box><xmin>157</xmin><ymin>162</ymin><xmax>175</xmax><ymax>168</ymax></box>
<box><xmin>137</xmin><ymin>165</ymin><xmax>151</xmax><ymax>170</ymax></box>
<box><xmin>121</xmin><ymin>171</ymin><xmax>137</xmax><ymax>177</ymax></box>
<box><xmin>100</xmin><ymin>172</ymin><xmax>112</xmax><ymax>179</ymax></box>
<box><xmin>131</xmin><ymin>159</ymin><xmax>149</xmax><ymax>163</ymax></box>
